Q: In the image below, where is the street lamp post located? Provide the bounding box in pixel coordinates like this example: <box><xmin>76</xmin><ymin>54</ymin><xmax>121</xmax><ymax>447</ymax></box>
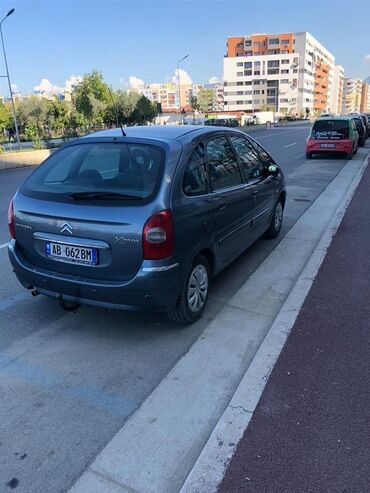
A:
<box><xmin>0</xmin><ymin>8</ymin><xmax>20</xmax><ymax>149</ymax></box>
<box><xmin>177</xmin><ymin>54</ymin><xmax>189</xmax><ymax>124</ymax></box>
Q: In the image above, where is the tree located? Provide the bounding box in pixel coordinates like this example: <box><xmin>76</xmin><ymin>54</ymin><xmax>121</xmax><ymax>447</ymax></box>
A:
<box><xmin>73</xmin><ymin>70</ymin><xmax>110</xmax><ymax>125</ymax></box>
<box><xmin>190</xmin><ymin>95</ymin><xmax>200</xmax><ymax>112</ymax></box>
<box><xmin>197</xmin><ymin>89</ymin><xmax>214</xmax><ymax>112</ymax></box>
<box><xmin>103</xmin><ymin>90</ymin><xmax>140</xmax><ymax>127</ymax></box>
<box><xmin>130</xmin><ymin>95</ymin><xmax>157</xmax><ymax>125</ymax></box>
<box><xmin>45</xmin><ymin>98</ymin><xmax>69</xmax><ymax>136</ymax></box>
<box><xmin>0</xmin><ymin>102</ymin><xmax>12</xmax><ymax>137</ymax></box>
<box><xmin>17</xmin><ymin>96</ymin><xmax>48</xmax><ymax>139</ymax></box>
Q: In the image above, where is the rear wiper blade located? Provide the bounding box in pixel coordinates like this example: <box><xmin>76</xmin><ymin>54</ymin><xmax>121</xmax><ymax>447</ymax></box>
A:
<box><xmin>70</xmin><ymin>192</ymin><xmax>142</xmax><ymax>200</ymax></box>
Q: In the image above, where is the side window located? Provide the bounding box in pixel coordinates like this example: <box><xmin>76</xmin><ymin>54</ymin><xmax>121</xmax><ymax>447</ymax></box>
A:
<box><xmin>251</xmin><ymin>139</ymin><xmax>275</xmax><ymax>166</ymax></box>
<box><xmin>206</xmin><ymin>136</ymin><xmax>242</xmax><ymax>191</ymax></box>
<box><xmin>230</xmin><ymin>135</ymin><xmax>264</xmax><ymax>181</ymax></box>
<box><xmin>183</xmin><ymin>144</ymin><xmax>208</xmax><ymax>196</ymax></box>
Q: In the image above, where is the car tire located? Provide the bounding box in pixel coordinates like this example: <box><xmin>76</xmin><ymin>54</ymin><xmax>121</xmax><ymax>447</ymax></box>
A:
<box><xmin>265</xmin><ymin>199</ymin><xmax>284</xmax><ymax>239</ymax></box>
<box><xmin>346</xmin><ymin>151</ymin><xmax>353</xmax><ymax>160</ymax></box>
<box><xmin>167</xmin><ymin>255</ymin><xmax>210</xmax><ymax>324</ymax></box>
<box><xmin>306</xmin><ymin>152</ymin><xmax>312</xmax><ymax>159</ymax></box>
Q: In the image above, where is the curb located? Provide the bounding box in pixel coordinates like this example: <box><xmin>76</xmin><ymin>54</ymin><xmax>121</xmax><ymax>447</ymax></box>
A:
<box><xmin>179</xmin><ymin>150</ymin><xmax>370</xmax><ymax>493</ymax></box>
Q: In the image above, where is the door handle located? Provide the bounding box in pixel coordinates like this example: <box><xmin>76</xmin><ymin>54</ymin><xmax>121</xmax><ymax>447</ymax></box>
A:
<box><xmin>218</xmin><ymin>201</ymin><xmax>227</xmax><ymax>211</ymax></box>
<box><xmin>252</xmin><ymin>190</ymin><xmax>258</xmax><ymax>196</ymax></box>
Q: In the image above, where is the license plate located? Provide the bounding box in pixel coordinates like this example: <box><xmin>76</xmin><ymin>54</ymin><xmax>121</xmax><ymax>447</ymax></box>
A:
<box><xmin>320</xmin><ymin>143</ymin><xmax>336</xmax><ymax>148</ymax></box>
<box><xmin>45</xmin><ymin>242</ymin><xmax>98</xmax><ymax>265</ymax></box>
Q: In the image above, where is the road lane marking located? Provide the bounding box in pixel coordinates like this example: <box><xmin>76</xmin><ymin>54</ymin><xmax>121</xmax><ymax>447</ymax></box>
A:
<box><xmin>284</xmin><ymin>142</ymin><xmax>297</xmax><ymax>148</ymax></box>
<box><xmin>0</xmin><ymin>353</ymin><xmax>138</xmax><ymax>417</ymax></box>
<box><xmin>0</xmin><ymin>243</ymin><xmax>8</xmax><ymax>249</ymax></box>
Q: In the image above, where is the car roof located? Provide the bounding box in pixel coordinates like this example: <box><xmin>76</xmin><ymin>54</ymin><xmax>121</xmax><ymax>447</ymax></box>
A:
<box><xmin>82</xmin><ymin>125</ymin><xmax>220</xmax><ymax>142</ymax></box>
<box><xmin>314</xmin><ymin>116</ymin><xmax>351</xmax><ymax>122</ymax></box>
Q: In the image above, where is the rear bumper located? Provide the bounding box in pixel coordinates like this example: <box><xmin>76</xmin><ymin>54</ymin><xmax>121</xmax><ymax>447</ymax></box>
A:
<box><xmin>8</xmin><ymin>241</ymin><xmax>183</xmax><ymax>312</ymax></box>
<box><xmin>306</xmin><ymin>140</ymin><xmax>354</xmax><ymax>153</ymax></box>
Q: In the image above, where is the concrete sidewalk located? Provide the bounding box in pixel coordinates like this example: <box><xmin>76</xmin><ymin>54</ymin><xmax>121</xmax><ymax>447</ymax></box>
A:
<box><xmin>217</xmin><ymin>154</ymin><xmax>370</xmax><ymax>492</ymax></box>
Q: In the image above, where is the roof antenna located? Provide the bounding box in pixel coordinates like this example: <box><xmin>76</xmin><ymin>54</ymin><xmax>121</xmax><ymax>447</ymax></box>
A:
<box><xmin>108</xmin><ymin>86</ymin><xmax>126</xmax><ymax>137</ymax></box>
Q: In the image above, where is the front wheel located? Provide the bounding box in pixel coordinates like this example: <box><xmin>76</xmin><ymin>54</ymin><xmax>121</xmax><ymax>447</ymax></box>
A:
<box><xmin>265</xmin><ymin>200</ymin><xmax>284</xmax><ymax>239</ymax></box>
<box><xmin>306</xmin><ymin>152</ymin><xmax>312</xmax><ymax>159</ymax></box>
<box><xmin>167</xmin><ymin>255</ymin><xmax>210</xmax><ymax>324</ymax></box>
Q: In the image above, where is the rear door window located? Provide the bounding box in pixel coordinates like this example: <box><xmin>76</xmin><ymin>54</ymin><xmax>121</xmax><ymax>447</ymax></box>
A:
<box><xmin>183</xmin><ymin>144</ymin><xmax>208</xmax><ymax>196</ymax></box>
<box><xmin>229</xmin><ymin>135</ymin><xmax>265</xmax><ymax>181</ymax></box>
<box><xmin>206</xmin><ymin>136</ymin><xmax>243</xmax><ymax>191</ymax></box>
<box><xmin>22</xmin><ymin>142</ymin><xmax>164</xmax><ymax>203</ymax></box>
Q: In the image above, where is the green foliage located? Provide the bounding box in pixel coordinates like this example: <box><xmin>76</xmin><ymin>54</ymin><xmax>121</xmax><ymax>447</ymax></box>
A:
<box><xmin>10</xmin><ymin>69</ymin><xmax>161</xmax><ymax>143</ymax></box>
<box><xmin>131</xmin><ymin>95</ymin><xmax>157</xmax><ymax>125</ymax></box>
<box><xmin>190</xmin><ymin>96</ymin><xmax>200</xmax><ymax>112</ymax></box>
<box><xmin>197</xmin><ymin>89</ymin><xmax>214</xmax><ymax>112</ymax></box>
<box><xmin>0</xmin><ymin>102</ymin><xmax>12</xmax><ymax>133</ymax></box>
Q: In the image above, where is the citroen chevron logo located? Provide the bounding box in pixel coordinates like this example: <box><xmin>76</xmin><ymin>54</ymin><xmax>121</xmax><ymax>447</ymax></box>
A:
<box><xmin>60</xmin><ymin>221</ymin><xmax>73</xmax><ymax>235</ymax></box>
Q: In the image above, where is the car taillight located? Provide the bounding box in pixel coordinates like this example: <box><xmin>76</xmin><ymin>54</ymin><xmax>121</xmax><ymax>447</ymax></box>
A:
<box><xmin>143</xmin><ymin>210</ymin><xmax>173</xmax><ymax>260</ymax></box>
<box><xmin>8</xmin><ymin>199</ymin><xmax>15</xmax><ymax>239</ymax></box>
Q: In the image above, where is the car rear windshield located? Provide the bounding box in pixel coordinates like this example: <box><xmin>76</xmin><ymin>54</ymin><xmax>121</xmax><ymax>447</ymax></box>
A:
<box><xmin>311</xmin><ymin>120</ymin><xmax>349</xmax><ymax>140</ymax></box>
<box><xmin>21</xmin><ymin>142</ymin><xmax>165</xmax><ymax>203</ymax></box>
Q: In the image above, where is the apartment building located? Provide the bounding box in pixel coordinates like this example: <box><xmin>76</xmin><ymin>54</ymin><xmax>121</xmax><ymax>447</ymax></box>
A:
<box><xmin>360</xmin><ymin>83</ymin><xmax>370</xmax><ymax>112</ymax></box>
<box><xmin>342</xmin><ymin>78</ymin><xmax>363</xmax><ymax>113</ymax></box>
<box><xmin>330</xmin><ymin>65</ymin><xmax>344</xmax><ymax>114</ymax></box>
<box><xmin>223</xmin><ymin>31</ymin><xmax>336</xmax><ymax>115</ymax></box>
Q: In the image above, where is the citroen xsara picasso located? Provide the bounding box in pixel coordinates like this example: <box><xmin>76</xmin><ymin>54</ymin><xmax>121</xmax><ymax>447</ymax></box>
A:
<box><xmin>8</xmin><ymin>126</ymin><xmax>286</xmax><ymax>324</ymax></box>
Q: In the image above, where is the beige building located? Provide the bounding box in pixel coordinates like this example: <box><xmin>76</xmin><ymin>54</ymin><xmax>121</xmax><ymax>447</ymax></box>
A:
<box><xmin>360</xmin><ymin>83</ymin><xmax>370</xmax><ymax>112</ymax></box>
<box><xmin>342</xmin><ymin>78</ymin><xmax>363</xmax><ymax>113</ymax></box>
<box><xmin>330</xmin><ymin>65</ymin><xmax>344</xmax><ymax>114</ymax></box>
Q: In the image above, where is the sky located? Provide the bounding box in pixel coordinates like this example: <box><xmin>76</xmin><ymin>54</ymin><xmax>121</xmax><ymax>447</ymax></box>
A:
<box><xmin>1</xmin><ymin>0</ymin><xmax>370</xmax><ymax>96</ymax></box>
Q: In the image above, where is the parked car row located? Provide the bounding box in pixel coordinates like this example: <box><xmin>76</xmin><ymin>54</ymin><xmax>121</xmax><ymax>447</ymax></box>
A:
<box><xmin>306</xmin><ymin>113</ymin><xmax>369</xmax><ymax>159</ymax></box>
<box><xmin>204</xmin><ymin>118</ymin><xmax>240</xmax><ymax>127</ymax></box>
<box><xmin>8</xmin><ymin>125</ymin><xmax>286</xmax><ymax>324</ymax></box>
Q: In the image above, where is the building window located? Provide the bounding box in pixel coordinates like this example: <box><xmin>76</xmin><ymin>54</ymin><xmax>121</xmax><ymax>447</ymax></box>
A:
<box><xmin>237</xmin><ymin>91</ymin><xmax>243</xmax><ymax>95</ymax></box>
<box><xmin>245</xmin><ymin>81</ymin><xmax>252</xmax><ymax>86</ymax></box>
<box><xmin>268</xmin><ymin>60</ymin><xmax>280</xmax><ymax>68</ymax></box>
<box><xmin>253</xmin><ymin>41</ymin><xmax>261</xmax><ymax>47</ymax></box>
<box><xmin>237</xmin><ymin>100</ymin><xmax>244</xmax><ymax>105</ymax></box>
<box><xmin>280</xmin><ymin>98</ymin><xmax>289</xmax><ymax>103</ymax></box>
<box><xmin>267</xmin><ymin>69</ymin><xmax>279</xmax><ymax>75</ymax></box>
<box><xmin>268</xmin><ymin>38</ymin><xmax>280</xmax><ymax>45</ymax></box>
<box><xmin>281</xmin><ymin>39</ymin><xmax>290</xmax><ymax>45</ymax></box>
<box><xmin>253</xmin><ymin>90</ymin><xmax>260</xmax><ymax>94</ymax></box>
<box><xmin>293</xmin><ymin>69</ymin><xmax>298</xmax><ymax>73</ymax></box>
<box><xmin>245</xmin><ymin>91</ymin><xmax>252</xmax><ymax>95</ymax></box>
<box><xmin>281</xmin><ymin>69</ymin><xmax>289</xmax><ymax>74</ymax></box>
<box><xmin>267</xmin><ymin>89</ymin><xmax>276</xmax><ymax>96</ymax></box>
<box><xmin>237</xmin><ymin>62</ymin><xmax>243</xmax><ymax>67</ymax></box>
<box><xmin>262</xmin><ymin>90</ymin><xmax>265</xmax><ymax>94</ymax></box>
<box><xmin>237</xmin><ymin>81</ymin><xmax>243</xmax><ymax>86</ymax></box>
<box><xmin>267</xmin><ymin>97</ymin><xmax>276</xmax><ymax>104</ymax></box>
<box><xmin>254</xmin><ymin>71</ymin><xmax>261</xmax><ymax>75</ymax></box>
<box><xmin>245</xmin><ymin>100</ymin><xmax>252</xmax><ymax>104</ymax></box>
<box><xmin>254</xmin><ymin>99</ymin><xmax>260</xmax><ymax>104</ymax></box>
<box><xmin>254</xmin><ymin>80</ymin><xmax>261</xmax><ymax>85</ymax></box>
<box><xmin>267</xmin><ymin>80</ymin><xmax>278</xmax><ymax>87</ymax></box>
<box><xmin>281</xmin><ymin>79</ymin><xmax>289</xmax><ymax>83</ymax></box>
<box><xmin>254</xmin><ymin>61</ymin><xmax>261</xmax><ymax>66</ymax></box>
<box><xmin>244</xmin><ymin>70</ymin><xmax>252</xmax><ymax>76</ymax></box>
<box><xmin>245</xmin><ymin>39</ymin><xmax>252</xmax><ymax>46</ymax></box>
<box><xmin>244</xmin><ymin>62</ymin><xmax>252</xmax><ymax>68</ymax></box>
<box><xmin>237</xmin><ymin>72</ymin><xmax>243</xmax><ymax>76</ymax></box>
<box><xmin>281</xmin><ymin>59</ymin><xmax>290</xmax><ymax>64</ymax></box>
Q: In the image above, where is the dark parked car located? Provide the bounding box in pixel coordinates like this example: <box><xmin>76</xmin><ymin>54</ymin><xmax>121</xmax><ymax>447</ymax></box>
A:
<box><xmin>350</xmin><ymin>116</ymin><xmax>367</xmax><ymax>146</ymax></box>
<box><xmin>8</xmin><ymin>126</ymin><xmax>286</xmax><ymax>324</ymax></box>
<box><xmin>349</xmin><ymin>113</ymin><xmax>369</xmax><ymax>139</ymax></box>
<box><xmin>204</xmin><ymin>118</ymin><xmax>239</xmax><ymax>127</ymax></box>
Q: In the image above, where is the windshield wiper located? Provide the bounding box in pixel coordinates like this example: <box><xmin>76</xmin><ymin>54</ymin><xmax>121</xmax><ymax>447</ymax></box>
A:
<box><xmin>70</xmin><ymin>191</ymin><xmax>143</xmax><ymax>200</ymax></box>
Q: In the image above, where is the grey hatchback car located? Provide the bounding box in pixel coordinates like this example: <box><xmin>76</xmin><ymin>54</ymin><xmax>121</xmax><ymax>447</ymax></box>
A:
<box><xmin>8</xmin><ymin>126</ymin><xmax>286</xmax><ymax>323</ymax></box>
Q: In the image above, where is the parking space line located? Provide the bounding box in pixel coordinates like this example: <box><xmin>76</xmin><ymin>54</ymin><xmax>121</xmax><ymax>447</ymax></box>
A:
<box><xmin>284</xmin><ymin>142</ymin><xmax>297</xmax><ymax>148</ymax></box>
<box><xmin>0</xmin><ymin>353</ymin><xmax>138</xmax><ymax>417</ymax></box>
<box><xmin>0</xmin><ymin>243</ymin><xmax>8</xmax><ymax>249</ymax></box>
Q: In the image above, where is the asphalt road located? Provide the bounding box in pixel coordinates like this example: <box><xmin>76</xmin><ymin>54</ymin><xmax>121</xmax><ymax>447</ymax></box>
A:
<box><xmin>0</xmin><ymin>123</ymin><xmax>352</xmax><ymax>492</ymax></box>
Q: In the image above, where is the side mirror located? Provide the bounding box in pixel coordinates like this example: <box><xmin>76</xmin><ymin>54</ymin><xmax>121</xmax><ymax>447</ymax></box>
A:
<box><xmin>268</xmin><ymin>164</ymin><xmax>280</xmax><ymax>176</ymax></box>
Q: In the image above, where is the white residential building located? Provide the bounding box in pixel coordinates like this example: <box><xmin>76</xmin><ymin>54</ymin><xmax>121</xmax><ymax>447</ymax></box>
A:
<box><xmin>342</xmin><ymin>78</ymin><xmax>363</xmax><ymax>113</ymax></box>
<box><xmin>330</xmin><ymin>65</ymin><xmax>345</xmax><ymax>114</ymax></box>
<box><xmin>223</xmin><ymin>31</ymin><xmax>336</xmax><ymax>116</ymax></box>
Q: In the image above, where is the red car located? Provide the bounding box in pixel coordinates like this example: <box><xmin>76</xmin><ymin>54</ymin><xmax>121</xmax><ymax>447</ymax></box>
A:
<box><xmin>306</xmin><ymin>116</ymin><xmax>359</xmax><ymax>160</ymax></box>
